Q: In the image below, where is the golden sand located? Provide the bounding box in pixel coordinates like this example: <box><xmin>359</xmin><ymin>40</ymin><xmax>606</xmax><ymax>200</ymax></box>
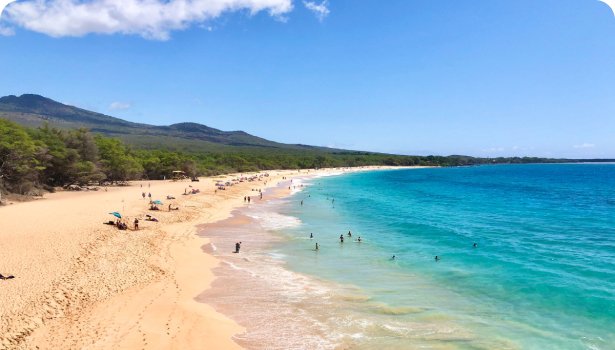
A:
<box><xmin>0</xmin><ymin>166</ymin><xmax>413</xmax><ymax>349</ymax></box>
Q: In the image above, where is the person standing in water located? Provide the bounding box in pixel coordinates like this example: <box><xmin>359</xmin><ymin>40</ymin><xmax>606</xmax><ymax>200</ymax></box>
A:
<box><xmin>339</xmin><ymin>234</ymin><xmax>344</xmax><ymax>243</ymax></box>
<box><xmin>357</xmin><ymin>236</ymin><xmax>362</xmax><ymax>242</ymax></box>
<box><xmin>310</xmin><ymin>233</ymin><xmax>313</xmax><ymax>239</ymax></box>
<box><xmin>347</xmin><ymin>231</ymin><xmax>352</xmax><ymax>237</ymax></box>
<box><xmin>435</xmin><ymin>255</ymin><xmax>441</xmax><ymax>261</ymax></box>
<box><xmin>315</xmin><ymin>242</ymin><xmax>319</xmax><ymax>250</ymax></box>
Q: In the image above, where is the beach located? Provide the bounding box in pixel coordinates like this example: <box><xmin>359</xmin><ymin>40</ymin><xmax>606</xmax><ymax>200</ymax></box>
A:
<box><xmin>0</xmin><ymin>166</ymin><xmax>402</xmax><ymax>350</ymax></box>
<box><xmin>201</xmin><ymin>164</ymin><xmax>613</xmax><ymax>350</ymax></box>
<box><xmin>3</xmin><ymin>164</ymin><xmax>610</xmax><ymax>350</ymax></box>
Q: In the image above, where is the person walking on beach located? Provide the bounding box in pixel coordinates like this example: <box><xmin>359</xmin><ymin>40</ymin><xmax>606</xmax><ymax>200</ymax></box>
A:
<box><xmin>340</xmin><ymin>234</ymin><xmax>344</xmax><ymax>243</ymax></box>
<box><xmin>142</xmin><ymin>192</ymin><xmax>146</xmax><ymax>200</ymax></box>
<box><xmin>134</xmin><ymin>218</ymin><xmax>139</xmax><ymax>230</ymax></box>
<box><xmin>247</xmin><ymin>196</ymin><xmax>251</xmax><ymax>203</ymax></box>
<box><xmin>235</xmin><ymin>242</ymin><xmax>241</xmax><ymax>253</ymax></box>
<box><xmin>148</xmin><ymin>192</ymin><xmax>152</xmax><ymax>200</ymax></box>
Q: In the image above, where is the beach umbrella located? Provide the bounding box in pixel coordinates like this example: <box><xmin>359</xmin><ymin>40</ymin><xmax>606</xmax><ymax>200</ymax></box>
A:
<box><xmin>152</xmin><ymin>200</ymin><xmax>163</xmax><ymax>205</ymax></box>
<box><xmin>109</xmin><ymin>212</ymin><xmax>122</xmax><ymax>218</ymax></box>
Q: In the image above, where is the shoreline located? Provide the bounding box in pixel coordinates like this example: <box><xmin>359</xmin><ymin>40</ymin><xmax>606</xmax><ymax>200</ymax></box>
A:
<box><xmin>0</xmin><ymin>166</ymin><xmax>419</xmax><ymax>349</ymax></box>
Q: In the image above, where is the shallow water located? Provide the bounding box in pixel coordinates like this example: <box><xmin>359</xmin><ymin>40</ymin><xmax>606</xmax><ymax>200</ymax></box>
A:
<box><xmin>201</xmin><ymin>165</ymin><xmax>615</xmax><ymax>349</ymax></box>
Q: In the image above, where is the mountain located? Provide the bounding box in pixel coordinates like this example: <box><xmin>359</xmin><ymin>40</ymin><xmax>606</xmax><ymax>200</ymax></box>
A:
<box><xmin>0</xmin><ymin>94</ymin><xmax>336</xmax><ymax>153</ymax></box>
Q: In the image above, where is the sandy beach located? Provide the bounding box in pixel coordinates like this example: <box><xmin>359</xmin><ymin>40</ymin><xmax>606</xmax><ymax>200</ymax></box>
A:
<box><xmin>0</xmin><ymin>166</ymin><xmax>406</xmax><ymax>350</ymax></box>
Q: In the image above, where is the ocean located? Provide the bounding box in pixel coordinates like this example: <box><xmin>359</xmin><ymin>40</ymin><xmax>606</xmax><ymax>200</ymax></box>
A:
<box><xmin>200</xmin><ymin>164</ymin><xmax>615</xmax><ymax>350</ymax></box>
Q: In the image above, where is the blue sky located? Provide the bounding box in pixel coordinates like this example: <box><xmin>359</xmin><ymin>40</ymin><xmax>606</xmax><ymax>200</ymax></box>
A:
<box><xmin>1</xmin><ymin>0</ymin><xmax>614</xmax><ymax>158</ymax></box>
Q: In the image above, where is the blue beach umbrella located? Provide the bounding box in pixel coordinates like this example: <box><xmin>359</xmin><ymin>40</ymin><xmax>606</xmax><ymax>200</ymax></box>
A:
<box><xmin>152</xmin><ymin>200</ymin><xmax>163</xmax><ymax>205</ymax></box>
<box><xmin>109</xmin><ymin>212</ymin><xmax>122</xmax><ymax>219</ymax></box>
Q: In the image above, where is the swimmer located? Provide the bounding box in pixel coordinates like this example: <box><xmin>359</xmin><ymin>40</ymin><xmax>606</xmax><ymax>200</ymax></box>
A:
<box><xmin>357</xmin><ymin>236</ymin><xmax>362</xmax><ymax>242</ymax></box>
<box><xmin>391</xmin><ymin>255</ymin><xmax>396</xmax><ymax>260</ymax></box>
<box><xmin>473</xmin><ymin>242</ymin><xmax>478</xmax><ymax>248</ymax></box>
<box><xmin>435</xmin><ymin>255</ymin><xmax>441</xmax><ymax>261</ymax></box>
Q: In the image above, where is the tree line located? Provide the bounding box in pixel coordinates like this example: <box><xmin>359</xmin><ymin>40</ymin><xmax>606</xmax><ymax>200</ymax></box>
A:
<box><xmin>0</xmin><ymin>118</ymin><xmax>565</xmax><ymax>196</ymax></box>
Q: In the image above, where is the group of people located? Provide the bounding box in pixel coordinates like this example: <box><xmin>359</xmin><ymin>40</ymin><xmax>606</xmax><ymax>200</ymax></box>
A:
<box><xmin>116</xmin><ymin>219</ymin><xmax>129</xmax><ymax>230</ymax></box>
<box><xmin>338</xmin><ymin>231</ymin><xmax>362</xmax><ymax>243</ymax></box>
<box><xmin>310</xmin><ymin>230</ymin><xmax>363</xmax><ymax>251</ymax></box>
<box><xmin>309</xmin><ymin>229</ymin><xmax>476</xmax><ymax>262</ymax></box>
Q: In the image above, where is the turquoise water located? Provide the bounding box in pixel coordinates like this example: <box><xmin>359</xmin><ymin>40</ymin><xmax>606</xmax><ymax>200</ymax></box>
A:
<box><xmin>272</xmin><ymin>164</ymin><xmax>615</xmax><ymax>349</ymax></box>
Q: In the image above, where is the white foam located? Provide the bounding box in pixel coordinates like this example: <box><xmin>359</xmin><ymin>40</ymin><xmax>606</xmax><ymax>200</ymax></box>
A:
<box><xmin>312</xmin><ymin>171</ymin><xmax>346</xmax><ymax>178</ymax></box>
<box><xmin>247</xmin><ymin>210</ymin><xmax>302</xmax><ymax>231</ymax></box>
<box><xmin>290</xmin><ymin>178</ymin><xmax>305</xmax><ymax>194</ymax></box>
<box><xmin>268</xmin><ymin>252</ymin><xmax>287</xmax><ymax>260</ymax></box>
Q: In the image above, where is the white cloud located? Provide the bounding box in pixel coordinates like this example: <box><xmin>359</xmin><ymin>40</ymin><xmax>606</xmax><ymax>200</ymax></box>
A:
<box><xmin>3</xmin><ymin>0</ymin><xmax>294</xmax><ymax>40</ymax></box>
<box><xmin>0</xmin><ymin>0</ymin><xmax>17</xmax><ymax>36</ymax></box>
<box><xmin>599</xmin><ymin>0</ymin><xmax>615</xmax><ymax>16</ymax></box>
<box><xmin>303</xmin><ymin>0</ymin><xmax>329</xmax><ymax>21</ymax></box>
<box><xmin>0</xmin><ymin>0</ymin><xmax>16</xmax><ymax>16</ymax></box>
<box><xmin>573</xmin><ymin>143</ymin><xmax>595</xmax><ymax>149</ymax></box>
<box><xmin>109</xmin><ymin>101</ymin><xmax>132</xmax><ymax>111</ymax></box>
<box><xmin>0</xmin><ymin>25</ymin><xmax>13</xmax><ymax>36</ymax></box>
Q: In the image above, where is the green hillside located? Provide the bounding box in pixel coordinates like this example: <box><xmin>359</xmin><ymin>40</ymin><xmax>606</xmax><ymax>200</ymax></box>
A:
<box><xmin>0</xmin><ymin>94</ymin><xmax>334</xmax><ymax>153</ymax></box>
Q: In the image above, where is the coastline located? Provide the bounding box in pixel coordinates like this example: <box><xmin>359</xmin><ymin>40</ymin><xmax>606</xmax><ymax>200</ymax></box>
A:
<box><xmin>0</xmin><ymin>166</ymin><xmax>416</xmax><ymax>349</ymax></box>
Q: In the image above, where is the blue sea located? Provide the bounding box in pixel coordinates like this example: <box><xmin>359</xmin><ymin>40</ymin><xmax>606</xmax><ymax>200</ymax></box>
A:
<box><xmin>201</xmin><ymin>164</ymin><xmax>615</xmax><ymax>350</ymax></box>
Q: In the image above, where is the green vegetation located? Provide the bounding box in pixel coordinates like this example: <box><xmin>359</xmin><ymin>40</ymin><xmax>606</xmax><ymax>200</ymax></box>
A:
<box><xmin>1</xmin><ymin>118</ymin><xmax>575</xmax><ymax>196</ymax></box>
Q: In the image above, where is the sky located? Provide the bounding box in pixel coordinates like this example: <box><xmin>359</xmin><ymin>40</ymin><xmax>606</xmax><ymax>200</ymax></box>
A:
<box><xmin>0</xmin><ymin>0</ymin><xmax>614</xmax><ymax>158</ymax></box>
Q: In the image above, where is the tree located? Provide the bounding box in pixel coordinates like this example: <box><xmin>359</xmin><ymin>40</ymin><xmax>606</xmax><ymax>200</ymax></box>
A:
<box><xmin>95</xmin><ymin>136</ymin><xmax>143</xmax><ymax>182</ymax></box>
<box><xmin>0</xmin><ymin>119</ymin><xmax>40</xmax><ymax>193</ymax></box>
